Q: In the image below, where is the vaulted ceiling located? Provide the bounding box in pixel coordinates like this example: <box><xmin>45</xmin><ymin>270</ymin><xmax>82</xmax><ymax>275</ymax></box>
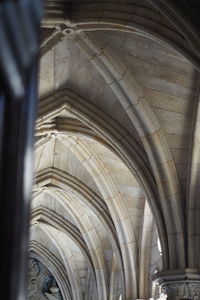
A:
<box><xmin>29</xmin><ymin>1</ymin><xmax>200</xmax><ymax>300</ymax></box>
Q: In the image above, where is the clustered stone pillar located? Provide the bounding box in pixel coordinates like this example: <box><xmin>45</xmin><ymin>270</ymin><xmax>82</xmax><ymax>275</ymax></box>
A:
<box><xmin>152</xmin><ymin>270</ymin><xmax>200</xmax><ymax>300</ymax></box>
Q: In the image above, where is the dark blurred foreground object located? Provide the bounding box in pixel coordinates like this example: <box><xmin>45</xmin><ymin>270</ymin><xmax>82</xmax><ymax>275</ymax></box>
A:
<box><xmin>0</xmin><ymin>1</ymin><xmax>43</xmax><ymax>300</ymax></box>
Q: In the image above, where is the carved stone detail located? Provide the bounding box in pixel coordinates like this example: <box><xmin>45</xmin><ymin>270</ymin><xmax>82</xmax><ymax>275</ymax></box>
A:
<box><xmin>45</xmin><ymin>287</ymin><xmax>60</xmax><ymax>300</ymax></box>
<box><xmin>27</xmin><ymin>257</ymin><xmax>62</xmax><ymax>300</ymax></box>
<box><xmin>152</xmin><ymin>270</ymin><xmax>200</xmax><ymax>300</ymax></box>
<box><xmin>28</xmin><ymin>258</ymin><xmax>41</xmax><ymax>297</ymax></box>
<box><xmin>162</xmin><ymin>283</ymin><xmax>200</xmax><ymax>300</ymax></box>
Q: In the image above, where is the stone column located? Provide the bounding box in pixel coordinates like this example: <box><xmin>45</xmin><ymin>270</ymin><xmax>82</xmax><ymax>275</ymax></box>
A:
<box><xmin>152</xmin><ymin>269</ymin><xmax>200</xmax><ymax>300</ymax></box>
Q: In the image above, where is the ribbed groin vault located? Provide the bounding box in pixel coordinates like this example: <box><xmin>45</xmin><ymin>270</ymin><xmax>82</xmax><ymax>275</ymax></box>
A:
<box><xmin>29</xmin><ymin>1</ymin><xmax>200</xmax><ymax>300</ymax></box>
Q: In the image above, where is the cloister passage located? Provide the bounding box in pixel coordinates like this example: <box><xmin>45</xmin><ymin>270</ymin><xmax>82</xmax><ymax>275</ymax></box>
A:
<box><xmin>28</xmin><ymin>1</ymin><xmax>200</xmax><ymax>300</ymax></box>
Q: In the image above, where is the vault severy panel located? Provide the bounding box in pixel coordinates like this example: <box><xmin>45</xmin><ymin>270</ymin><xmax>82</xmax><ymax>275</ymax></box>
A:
<box><xmin>86</xmin><ymin>29</ymin><xmax>195</xmax><ymax>195</ymax></box>
<box><xmin>35</xmin><ymin>137</ymin><xmax>101</xmax><ymax>197</ymax></box>
<box><xmin>38</xmin><ymin>36</ymin><xmax>142</xmax><ymax>145</ymax></box>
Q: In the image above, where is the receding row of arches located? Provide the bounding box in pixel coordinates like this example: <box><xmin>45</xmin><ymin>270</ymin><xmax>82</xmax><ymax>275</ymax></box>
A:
<box><xmin>30</xmin><ymin>1</ymin><xmax>200</xmax><ymax>299</ymax></box>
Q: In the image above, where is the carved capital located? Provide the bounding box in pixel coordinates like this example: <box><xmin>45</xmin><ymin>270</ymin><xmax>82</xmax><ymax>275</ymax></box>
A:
<box><xmin>152</xmin><ymin>269</ymin><xmax>200</xmax><ymax>300</ymax></box>
<box><xmin>162</xmin><ymin>282</ymin><xmax>200</xmax><ymax>300</ymax></box>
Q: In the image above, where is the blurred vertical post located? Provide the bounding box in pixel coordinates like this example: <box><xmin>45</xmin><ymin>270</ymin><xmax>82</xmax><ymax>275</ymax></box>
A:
<box><xmin>0</xmin><ymin>1</ymin><xmax>43</xmax><ymax>300</ymax></box>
